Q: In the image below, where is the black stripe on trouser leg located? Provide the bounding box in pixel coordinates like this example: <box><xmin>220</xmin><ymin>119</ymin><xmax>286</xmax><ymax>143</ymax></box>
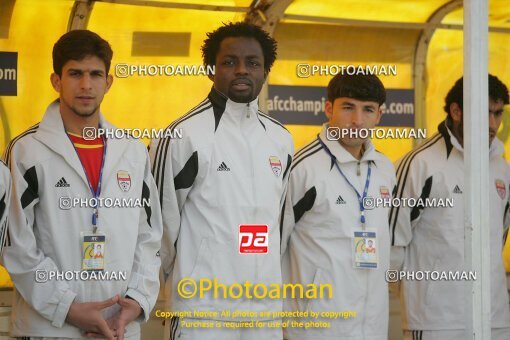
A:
<box><xmin>0</xmin><ymin>220</ymin><xmax>8</xmax><ymax>251</ymax></box>
<box><xmin>169</xmin><ymin>317</ymin><xmax>174</xmax><ymax>340</ymax></box>
<box><xmin>172</xmin><ymin>317</ymin><xmax>179</xmax><ymax>340</ymax></box>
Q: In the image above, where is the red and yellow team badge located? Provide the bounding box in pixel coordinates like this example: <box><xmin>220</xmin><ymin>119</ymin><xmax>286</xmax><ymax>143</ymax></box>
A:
<box><xmin>269</xmin><ymin>156</ymin><xmax>282</xmax><ymax>177</ymax></box>
<box><xmin>495</xmin><ymin>179</ymin><xmax>506</xmax><ymax>200</ymax></box>
<box><xmin>380</xmin><ymin>186</ymin><xmax>390</xmax><ymax>199</ymax></box>
<box><xmin>117</xmin><ymin>170</ymin><xmax>131</xmax><ymax>192</ymax></box>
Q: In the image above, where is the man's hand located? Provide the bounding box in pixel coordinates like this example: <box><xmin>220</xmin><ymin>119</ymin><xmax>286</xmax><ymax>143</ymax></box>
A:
<box><xmin>66</xmin><ymin>295</ymin><xmax>119</xmax><ymax>340</ymax></box>
<box><xmin>85</xmin><ymin>296</ymin><xmax>142</xmax><ymax>340</ymax></box>
<box><xmin>109</xmin><ymin>296</ymin><xmax>142</xmax><ymax>340</ymax></box>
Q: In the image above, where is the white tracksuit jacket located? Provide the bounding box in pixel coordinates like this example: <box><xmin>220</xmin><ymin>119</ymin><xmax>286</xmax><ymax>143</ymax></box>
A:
<box><xmin>149</xmin><ymin>88</ymin><xmax>294</xmax><ymax>320</ymax></box>
<box><xmin>0</xmin><ymin>160</ymin><xmax>10</xmax><ymax>255</ymax></box>
<box><xmin>281</xmin><ymin>124</ymin><xmax>396</xmax><ymax>340</ymax></box>
<box><xmin>390</xmin><ymin>119</ymin><xmax>510</xmax><ymax>331</ymax></box>
<box><xmin>1</xmin><ymin>101</ymin><xmax>163</xmax><ymax>338</ymax></box>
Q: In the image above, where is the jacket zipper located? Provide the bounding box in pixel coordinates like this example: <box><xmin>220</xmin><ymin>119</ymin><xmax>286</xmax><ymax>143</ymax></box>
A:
<box><xmin>244</xmin><ymin>103</ymin><xmax>255</xmax><ymax>214</ymax></box>
<box><xmin>246</xmin><ymin>103</ymin><xmax>251</xmax><ymax>118</ymax></box>
<box><xmin>243</xmin><ymin>103</ymin><xmax>258</xmax><ymax>306</ymax></box>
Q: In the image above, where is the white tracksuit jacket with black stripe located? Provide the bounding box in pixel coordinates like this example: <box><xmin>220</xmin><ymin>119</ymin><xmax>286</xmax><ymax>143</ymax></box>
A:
<box><xmin>281</xmin><ymin>124</ymin><xmax>396</xmax><ymax>340</ymax></box>
<box><xmin>149</xmin><ymin>88</ymin><xmax>294</xmax><ymax>320</ymax></box>
<box><xmin>389</xmin><ymin>119</ymin><xmax>510</xmax><ymax>331</ymax></box>
<box><xmin>1</xmin><ymin>101</ymin><xmax>163</xmax><ymax>338</ymax></box>
<box><xmin>0</xmin><ymin>160</ymin><xmax>10</xmax><ymax>255</ymax></box>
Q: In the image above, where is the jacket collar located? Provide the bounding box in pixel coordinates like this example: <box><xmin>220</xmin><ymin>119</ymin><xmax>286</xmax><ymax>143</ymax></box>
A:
<box><xmin>34</xmin><ymin>100</ymin><xmax>129</xmax><ymax>191</ymax></box>
<box><xmin>208</xmin><ymin>87</ymin><xmax>259</xmax><ymax>131</ymax></box>
<box><xmin>438</xmin><ymin>118</ymin><xmax>504</xmax><ymax>159</ymax></box>
<box><xmin>318</xmin><ymin>124</ymin><xmax>384</xmax><ymax>166</ymax></box>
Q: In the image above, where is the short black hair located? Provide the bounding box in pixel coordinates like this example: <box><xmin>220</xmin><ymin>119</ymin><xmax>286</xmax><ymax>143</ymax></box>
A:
<box><xmin>53</xmin><ymin>30</ymin><xmax>113</xmax><ymax>76</ymax></box>
<box><xmin>201</xmin><ymin>22</ymin><xmax>277</xmax><ymax>74</ymax></box>
<box><xmin>444</xmin><ymin>74</ymin><xmax>509</xmax><ymax>116</ymax></box>
<box><xmin>327</xmin><ymin>74</ymin><xmax>386</xmax><ymax>105</ymax></box>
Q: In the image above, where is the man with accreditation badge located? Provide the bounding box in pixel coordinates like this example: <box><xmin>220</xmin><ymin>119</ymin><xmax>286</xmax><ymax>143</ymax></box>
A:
<box><xmin>281</xmin><ymin>74</ymin><xmax>396</xmax><ymax>340</ymax></box>
<box><xmin>1</xmin><ymin>30</ymin><xmax>162</xmax><ymax>339</ymax></box>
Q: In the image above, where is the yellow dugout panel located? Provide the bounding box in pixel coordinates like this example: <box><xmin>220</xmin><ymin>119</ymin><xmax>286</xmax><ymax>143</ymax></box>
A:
<box><xmin>0</xmin><ymin>0</ymin><xmax>73</xmax><ymax>154</ymax></box>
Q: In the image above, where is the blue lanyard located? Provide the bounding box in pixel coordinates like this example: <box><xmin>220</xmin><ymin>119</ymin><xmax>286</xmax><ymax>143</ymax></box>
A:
<box><xmin>317</xmin><ymin>136</ymin><xmax>371</xmax><ymax>227</ymax></box>
<box><xmin>66</xmin><ymin>131</ymin><xmax>107</xmax><ymax>232</ymax></box>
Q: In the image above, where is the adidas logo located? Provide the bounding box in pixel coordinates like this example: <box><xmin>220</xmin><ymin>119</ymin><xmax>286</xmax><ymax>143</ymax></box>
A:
<box><xmin>336</xmin><ymin>195</ymin><xmax>346</xmax><ymax>204</ymax></box>
<box><xmin>453</xmin><ymin>185</ymin><xmax>462</xmax><ymax>194</ymax></box>
<box><xmin>55</xmin><ymin>177</ymin><xmax>70</xmax><ymax>188</ymax></box>
<box><xmin>217</xmin><ymin>162</ymin><xmax>230</xmax><ymax>171</ymax></box>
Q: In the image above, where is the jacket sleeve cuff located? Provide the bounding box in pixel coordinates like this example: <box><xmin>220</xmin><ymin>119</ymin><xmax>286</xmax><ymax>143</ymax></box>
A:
<box><xmin>125</xmin><ymin>289</ymin><xmax>150</xmax><ymax>322</ymax></box>
<box><xmin>51</xmin><ymin>289</ymin><xmax>77</xmax><ymax>328</ymax></box>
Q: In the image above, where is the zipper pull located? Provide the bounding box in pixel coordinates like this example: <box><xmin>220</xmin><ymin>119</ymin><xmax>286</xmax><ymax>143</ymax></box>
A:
<box><xmin>357</xmin><ymin>161</ymin><xmax>361</xmax><ymax>176</ymax></box>
<box><xmin>246</xmin><ymin>103</ymin><xmax>250</xmax><ymax>118</ymax></box>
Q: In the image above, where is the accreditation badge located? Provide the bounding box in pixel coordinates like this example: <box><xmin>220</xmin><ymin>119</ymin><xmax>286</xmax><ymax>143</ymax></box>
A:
<box><xmin>81</xmin><ymin>232</ymin><xmax>106</xmax><ymax>271</ymax></box>
<box><xmin>352</xmin><ymin>230</ymin><xmax>378</xmax><ymax>269</ymax></box>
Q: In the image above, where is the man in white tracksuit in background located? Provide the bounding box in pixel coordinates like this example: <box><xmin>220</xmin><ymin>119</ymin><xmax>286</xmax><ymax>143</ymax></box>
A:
<box><xmin>2</xmin><ymin>30</ymin><xmax>162</xmax><ymax>339</ymax></box>
<box><xmin>390</xmin><ymin>74</ymin><xmax>510</xmax><ymax>340</ymax></box>
<box><xmin>150</xmin><ymin>22</ymin><xmax>294</xmax><ymax>340</ymax></box>
<box><xmin>281</xmin><ymin>74</ymin><xmax>396</xmax><ymax>340</ymax></box>
<box><xmin>0</xmin><ymin>160</ymin><xmax>10</xmax><ymax>254</ymax></box>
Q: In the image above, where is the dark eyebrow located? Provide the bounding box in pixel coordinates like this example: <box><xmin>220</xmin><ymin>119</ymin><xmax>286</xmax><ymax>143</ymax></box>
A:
<box><xmin>221</xmin><ymin>54</ymin><xmax>262</xmax><ymax>59</ymax></box>
<box><xmin>342</xmin><ymin>102</ymin><xmax>355</xmax><ymax>107</ymax></box>
<box><xmin>67</xmin><ymin>68</ymin><xmax>105</xmax><ymax>75</ymax></box>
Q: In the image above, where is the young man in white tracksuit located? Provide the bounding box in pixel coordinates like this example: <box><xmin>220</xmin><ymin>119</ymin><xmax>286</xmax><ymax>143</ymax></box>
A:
<box><xmin>0</xmin><ymin>160</ymin><xmax>10</xmax><ymax>254</ymax></box>
<box><xmin>150</xmin><ymin>22</ymin><xmax>294</xmax><ymax>340</ymax></box>
<box><xmin>281</xmin><ymin>74</ymin><xmax>396</xmax><ymax>340</ymax></box>
<box><xmin>390</xmin><ymin>75</ymin><xmax>510</xmax><ymax>340</ymax></box>
<box><xmin>2</xmin><ymin>30</ymin><xmax>162</xmax><ymax>339</ymax></box>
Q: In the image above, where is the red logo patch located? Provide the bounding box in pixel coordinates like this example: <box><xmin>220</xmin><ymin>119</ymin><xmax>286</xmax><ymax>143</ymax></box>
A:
<box><xmin>239</xmin><ymin>225</ymin><xmax>268</xmax><ymax>254</ymax></box>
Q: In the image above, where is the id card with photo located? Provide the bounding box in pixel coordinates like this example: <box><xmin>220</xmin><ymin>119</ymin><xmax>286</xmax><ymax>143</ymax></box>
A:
<box><xmin>352</xmin><ymin>230</ymin><xmax>378</xmax><ymax>269</ymax></box>
<box><xmin>81</xmin><ymin>232</ymin><xmax>106</xmax><ymax>271</ymax></box>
